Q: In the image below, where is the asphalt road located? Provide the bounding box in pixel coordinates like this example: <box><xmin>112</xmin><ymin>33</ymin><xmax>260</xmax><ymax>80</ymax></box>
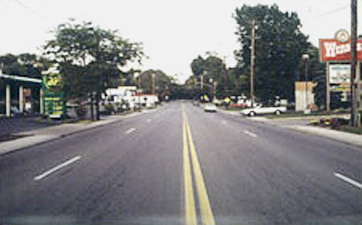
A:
<box><xmin>1</xmin><ymin>101</ymin><xmax>362</xmax><ymax>225</ymax></box>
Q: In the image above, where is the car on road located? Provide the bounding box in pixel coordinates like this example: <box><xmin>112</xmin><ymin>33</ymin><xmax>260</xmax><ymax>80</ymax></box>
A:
<box><xmin>192</xmin><ymin>101</ymin><xmax>200</xmax><ymax>106</ymax></box>
<box><xmin>240</xmin><ymin>105</ymin><xmax>287</xmax><ymax>116</ymax></box>
<box><xmin>204</xmin><ymin>103</ymin><xmax>217</xmax><ymax>112</ymax></box>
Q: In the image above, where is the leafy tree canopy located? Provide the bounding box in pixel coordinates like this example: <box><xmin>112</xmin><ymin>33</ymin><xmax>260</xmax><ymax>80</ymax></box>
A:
<box><xmin>139</xmin><ymin>69</ymin><xmax>172</xmax><ymax>96</ymax></box>
<box><xmin>234</xmin><ymin>4</ymin><xmax>309</xmax><ymax>103</ymax></box>
<box><xmin>0</xmin><ymin>53</ymin><xmax>50</xmax><ymax>78</ymax></box>
<box><xmin>44</xmin><ymin>20</ymin><xmax>144</xmax><ymax>101</ymax></box>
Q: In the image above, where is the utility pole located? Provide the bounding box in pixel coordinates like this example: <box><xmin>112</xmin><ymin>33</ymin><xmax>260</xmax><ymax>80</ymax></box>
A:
<box><xmin>351</xmin><ymin>0</ymin><xmax>359</xmax><ymax>127</ymax></box>
<box><xmin>152</xmin><ymin>74</ymin><xmax>156</xmax><ymax>95</ymax></box>
<box><xmin>326</xmin><ymin>62</ymin><xmax>331</xmax><ymax>112</ymax></box>
<box><xmin>200</xmin><ymin>74</ymin><xmax>204</xmax><ymax>90</ymax></box>
<box><xmin>249</xmin><ymin>19</ymin><xmax>259</xmax><ymax>107</ymax></box>
<box><xmin>137</xmin><ymin>74</ymin><xmax>141</xmax><ymax>89</ymax></box>
<box><xmin>223</xmin><ymin>56</ymin><xmax>228</xmax><ymax>95</ymax></box>
<box><xmin>302</xmin><ymin>54</ymin><xmax>310</xmax><ymax>114</ymax></box>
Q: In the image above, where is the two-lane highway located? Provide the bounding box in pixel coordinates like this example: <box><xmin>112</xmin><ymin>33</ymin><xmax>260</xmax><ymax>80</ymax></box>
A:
<box><xmin>1</xmin><ymin>101</ymin><xmax>362</xmax><ymax>225</ymax></box>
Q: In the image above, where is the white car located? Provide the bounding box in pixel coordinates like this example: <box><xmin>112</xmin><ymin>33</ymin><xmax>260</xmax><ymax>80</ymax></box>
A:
<box><xmin>241</xmin><ymin>105</ymin><xmax>287</xmax><ymax>116</ymax></box>
<box><xmin>204</xmin><ymin>103</ymin><xmax>217</xmax><ymax>112</ymax></box>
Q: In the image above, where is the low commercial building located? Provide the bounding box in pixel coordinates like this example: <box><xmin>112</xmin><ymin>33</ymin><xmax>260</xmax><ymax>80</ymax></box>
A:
<box><xmin>103</xmin><ymin>86</ymin><xmax>159</xmax><ymax>109</ymax></box>
<box><xmin>0</xmin><ymin>72</ymin><xmax>42</xmax><ymax>117</ymax></box>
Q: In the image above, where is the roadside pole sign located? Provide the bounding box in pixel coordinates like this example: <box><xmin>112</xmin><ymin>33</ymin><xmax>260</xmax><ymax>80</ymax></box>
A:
<box><xmin>42</xmin><ymin>72</ymin><xmax>65</xmax><ymax>118</ymax></box>
<box><xmin>329</xmin><ymin>64</ymin><xmax>351</xmax><ymax>84</ymax></box>
<box><xmin>43</xmin><ymin>91</ymin><xmax>65</xmax><ymax>118</ymax></box>
<box><xmin>319</xmin><ymin>39</ymin><xmax>362</xmax><ymax>62</ymax></box>
<box><xmin>319</xmin><ymin>30</ymin><xmax>361</xmax><ymax>112</ymax></box>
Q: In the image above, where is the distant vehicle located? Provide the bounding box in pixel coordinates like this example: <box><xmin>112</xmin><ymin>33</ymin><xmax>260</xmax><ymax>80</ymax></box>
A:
<box><xmin>204</xmin><ymin>103</ymin><xmax>217</xmax><ymax>112</ymax></box>
<box><xmin>241</xmin><ymin>105</ymin><xmax>287</xmax><ymax>116</ymax></box>
<box><xmin>192</xmin><ymin>101</ymin><xmax>200</xmax><ymax>106</ymax></box>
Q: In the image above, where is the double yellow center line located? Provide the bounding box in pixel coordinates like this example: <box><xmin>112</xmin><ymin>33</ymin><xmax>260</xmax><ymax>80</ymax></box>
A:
<box><xmin>182</xmin><ymin>105</ymin><xmax>215</xmax><ymax>225</ymax></box>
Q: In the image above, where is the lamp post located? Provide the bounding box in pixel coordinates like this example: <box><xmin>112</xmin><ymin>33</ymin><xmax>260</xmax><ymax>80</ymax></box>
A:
<box><xmin>302</xmin><ymin>54</ymin><xmax>310</xmax><ymax>114</ymax></box>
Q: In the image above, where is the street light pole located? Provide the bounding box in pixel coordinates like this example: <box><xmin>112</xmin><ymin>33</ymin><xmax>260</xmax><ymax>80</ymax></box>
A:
<box><xmin>302</xmin><ymin>54</ymin><xmax>310</xmax><ymax>113</ymax></box>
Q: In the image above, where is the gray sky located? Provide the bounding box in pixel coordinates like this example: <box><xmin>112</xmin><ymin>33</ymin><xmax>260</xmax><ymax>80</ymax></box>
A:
<box><xmin>0</xmin><ymin>0</ymin><xmax>360</xmax><ymax>82</ymax></box>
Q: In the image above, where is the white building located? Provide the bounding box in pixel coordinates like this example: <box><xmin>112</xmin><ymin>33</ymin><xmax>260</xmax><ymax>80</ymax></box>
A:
<box><xmin>104</xmin><ymin>86</ymin><xmax>159</xmax><ymax>109</ymax></box>
<box><xmin>135</xmin><ymin>94</ymin><xmax>159</xmax><ymax>108</ymax></box>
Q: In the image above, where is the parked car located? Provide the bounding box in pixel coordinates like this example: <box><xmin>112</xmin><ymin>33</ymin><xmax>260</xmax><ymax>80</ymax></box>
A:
<box><xmin>204</xmin><ymin>103</ymin><xmax>217</xmax><ymax>112</ymax></box>
<box><xmin>241</xmin><ymin>105</ymin><xmax>287</xmax><ymax>116</ymax></box>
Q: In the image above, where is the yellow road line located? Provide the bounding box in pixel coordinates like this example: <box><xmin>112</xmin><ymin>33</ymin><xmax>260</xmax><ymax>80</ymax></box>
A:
<box><xmin>183</xmin><ymin>120</ymin><xmax>197</xmax><ymax>225</ymax></box>
<box><xmin>186</xmin><ymin>121</ymin><xmax>215</xmax><ymax>225</ymax></box>
<box><xmin>182</xmin><ymin>105</ymin><xmax>215</xmax><ymax>225</ymax></box>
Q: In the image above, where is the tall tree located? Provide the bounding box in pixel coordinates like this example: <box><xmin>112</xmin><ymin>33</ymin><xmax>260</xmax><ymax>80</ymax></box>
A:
<box><xmin>191</xmin><ymin>56</ymin><xmax>205</xmax><ymax>77</ymax></box>
<box><xmin>234</xmin><ymin>4</ymin><xmax>309</xmax><ymax>103</ymax></box>
<box><xmin>44</xmin><ymin>20</ymin><xmax>143</xmax><ymax>120</ymax></box>
<box><xmin>0</xmin><ymin>53</ymin><xmax>50</xmax><ymax>78</ymax></box>
<box><xmin>139</xmin><ymin>69</ymin><xmax>172</xmax><ymax>100</ymax></box>
<box><xmin>190</xmin><ymin>54</ymin><xmax>228</xmax><ymax>98</ymax></box>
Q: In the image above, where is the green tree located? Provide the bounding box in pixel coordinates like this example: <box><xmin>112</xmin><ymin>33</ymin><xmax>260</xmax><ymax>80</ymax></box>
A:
<box><xmin>191</xmin><ymin>56</ymin><xmax>205</xmax><ymax>77</ymax></box>
<box><xmin>234</xmin><ymin>4</ymin><xmax>309</xmax><ymax>103</ymax></box>
<box><xmin>44</xmin><ymin>20</ymin><xmax>143</xmax><ymax>120</ymax></box>
<box><xmin>190</xmin><ymin>54</ymin><xmax>228</xmax><ymax>98</ymax></box>
<box><xmin>139</xmin><ymin>69</ymin><xmax>172</xmax><ymax>100</ymax></box>
<box><xmin>0</xmin><ymin>53</ymin><xmax>50</xmax><ymax>78</ymax></box>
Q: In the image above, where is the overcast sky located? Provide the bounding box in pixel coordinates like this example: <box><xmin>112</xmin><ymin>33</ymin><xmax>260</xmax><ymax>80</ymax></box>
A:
<box><xmin>0</xmin><ymin>0</ymin><xmax>360</xmax><ymax>83</ymax></box>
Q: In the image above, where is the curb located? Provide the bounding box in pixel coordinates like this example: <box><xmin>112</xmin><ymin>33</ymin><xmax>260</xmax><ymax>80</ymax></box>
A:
<box><xmin>286</xmin><ymin>125</ymin><xmax>362</xmax><ymax>149</ymax></box>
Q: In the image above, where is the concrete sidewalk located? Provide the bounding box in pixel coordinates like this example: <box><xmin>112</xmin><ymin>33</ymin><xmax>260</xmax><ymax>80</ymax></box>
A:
<box><xmin>0</xmin><ymin>109</ymin><xmax>154</xmax><ymax>156</ymax></box>
<box><xmin>286</xmin><ymin>125</ymin><xmax>362</xmax><ymax>148</ymax></box>
<box><xmin>218</xmin><ymin>108</ymin><xmax>362</xmax><ymax>148</ymax></box>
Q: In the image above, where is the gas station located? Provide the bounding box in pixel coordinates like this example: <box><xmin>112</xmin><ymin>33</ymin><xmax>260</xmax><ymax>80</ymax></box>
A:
<box><xmin>0</xmin><ymin>72</ymin><xmax>43</xmax><ymax>117</ymax></box>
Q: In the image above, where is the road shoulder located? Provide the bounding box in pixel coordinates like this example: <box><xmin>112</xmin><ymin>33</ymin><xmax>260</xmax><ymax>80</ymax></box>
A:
<box><xmin>218</xmin><ymin>108</ymin><xmax>362</xmax><ymax>148</ymax></box>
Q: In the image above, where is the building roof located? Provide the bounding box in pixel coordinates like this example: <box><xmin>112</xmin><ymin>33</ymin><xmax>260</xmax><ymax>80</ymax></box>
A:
<box><xmin>0</xmin><ymin>73</ymin><xmax>42</xmax><ymax>84</ymax></box>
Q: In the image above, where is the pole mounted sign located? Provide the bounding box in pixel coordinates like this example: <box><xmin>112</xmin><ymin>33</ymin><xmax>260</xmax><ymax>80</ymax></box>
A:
<box><xmin>329</xmin><ymin>64</ymin><xmax>351</xmax><ymax>84</ymax></box>
<box><xmin>319</xmin><ymin>30</ymin><xmax>361</xmax><ymax>112</ymax></box>
<box><xmin>319</xmin><ymin>39</ymin><xmax>362</xmax><ymax>62</ymax></box>
<box><xmin>320</xmin><ymin>30</ymin><xmax>362</xmax><ymax>62</ymax></box>
<box><xmin>335</xmin><ymin>29</ymin><xmax>350</xmax><ymax>43</ymax></box>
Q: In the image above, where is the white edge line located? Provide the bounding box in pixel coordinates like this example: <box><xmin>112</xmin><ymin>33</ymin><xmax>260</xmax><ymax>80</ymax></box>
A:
<box><xmin>125</xmin><ymin>128</ymin><xmax>136</xmax><ymax>134</ymax></box>
<box><xmin>34</xmin><ymin>156</ymin><xmax>82</xmax><ymax>181</ymax></box>
<box><xmin>334</xmin><ymin>172</ymin><xmax>362</xmax><ymax>189</ymax></box>
<box><xmin>244</xmin><ymin>130</ymin><xmax>258</xmax><ymax>138</ymax></box>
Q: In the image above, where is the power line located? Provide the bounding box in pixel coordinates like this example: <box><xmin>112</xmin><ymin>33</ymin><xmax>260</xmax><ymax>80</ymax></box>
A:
<box><xmin>303</xmin><ymin>4</ymin><xmax>350</xmax><ymax>22</ymax></box>
<box><xmin>11</xmin><ymin>0</ymin><xmax>51</xmax><ymax>25</ymax></box>
<box><xmin>316</xmin><ymin>4</ymin><xmax>350</xmax><ymax>18</ymax></box>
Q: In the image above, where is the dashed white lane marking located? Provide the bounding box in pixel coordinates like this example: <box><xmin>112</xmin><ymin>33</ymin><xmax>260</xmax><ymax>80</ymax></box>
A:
<box><xmin>125</xmin><ymin>128</ymin><xmax>136</xmax><ymax>134</ymax></box>
<box><xmin>244</xmin><ymin>130</ymin><xmax>258</xmax><ymax>138</ymax></box>
<box><xmin>34</xmin><ymin>156</ymin><xmax>82</xmax><ymax>181</ymax></box>
<box><xmin>334</xmin><ymin>172</ymin><xmax>362</xmax><ymax>189</ymax></box>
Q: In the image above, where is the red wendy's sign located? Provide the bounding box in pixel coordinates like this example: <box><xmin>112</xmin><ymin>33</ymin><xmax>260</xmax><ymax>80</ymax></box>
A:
<box><xmin>319</xmin><ymin>39</ymin><xmax>362</xmax><ymax>62</ymax></box>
